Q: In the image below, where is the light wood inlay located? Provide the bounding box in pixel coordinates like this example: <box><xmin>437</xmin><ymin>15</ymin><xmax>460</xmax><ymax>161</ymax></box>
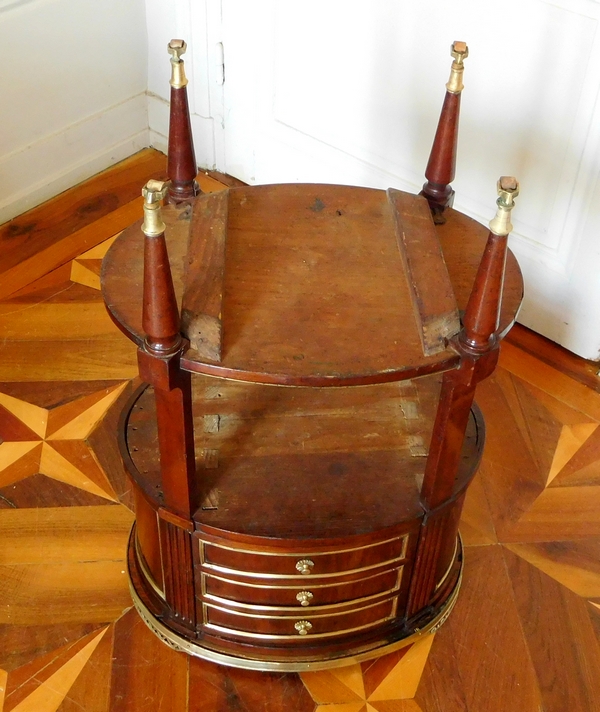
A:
<box><xmin>1</xmin><ymin>150</ymin><xmax>599</xmax><ymax>710</ymax></box>
<box><xmin>7</xmin><ymin>628</ymin><xmax>108</xmax><ymax>712</ymax></box>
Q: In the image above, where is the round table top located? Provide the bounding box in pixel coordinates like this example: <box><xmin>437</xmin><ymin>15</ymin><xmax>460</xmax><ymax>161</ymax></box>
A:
<box><xmin>102</xmin><ymin>183</ymin><xmax>523</xmax><ymax>387</ymax></box>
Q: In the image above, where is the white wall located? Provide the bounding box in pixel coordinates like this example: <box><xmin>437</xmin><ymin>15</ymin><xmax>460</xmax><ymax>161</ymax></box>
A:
<box><xmin>145</xmin><ymin>0</ymin><xmax>220</xmax><ymax>171</ymax></box>
<box><xmin>4</xmin><ymin>0</ymin><xmax>600</xmax><ymax>359</ymax></box>
<box><xmin>146</xmin><ymin>0</ymin><xmax>600</xmax><ymax>360</ymax></box>
<box><xmin>0</xmin><ymin>0</ymin><xmax>148</xmax><ymax>224</ymax></box>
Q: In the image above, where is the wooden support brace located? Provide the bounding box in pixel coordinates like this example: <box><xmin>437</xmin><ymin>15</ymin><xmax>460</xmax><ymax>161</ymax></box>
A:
<box><xmin>181</xmin><ymin>190</ymin><xmax>229</xmax><ymax>361</ymax></box>
<box><xmin>140</xmin><ymin>180</ymin><xmax>197</xmax><ymax>520</ymax></box>
<box><xmin>388</xmin><ymin>189</ymin><xmax>460</xmax><ymax>355</ymax></box>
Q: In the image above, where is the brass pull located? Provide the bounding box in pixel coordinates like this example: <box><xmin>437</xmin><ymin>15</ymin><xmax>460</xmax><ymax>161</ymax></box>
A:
<box><xmin>294</xmin><ymin>620</ymin><xmax>312</xmax><ymax>636</ymax></box>
<box><xmin>296</xmin><ymin>559</ymin><xmax>315</xmax><ymax>575</ymax></box>
<box><xmin>296</xmin><ymin>591</ymin><xmax>314</xmax><ymax>607</ymax></box>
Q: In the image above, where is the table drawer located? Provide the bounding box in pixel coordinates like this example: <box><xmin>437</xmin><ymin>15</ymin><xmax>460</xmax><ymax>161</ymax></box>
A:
<box><xmin>202</xmin><ymin>597</ymin><xmax>397</xmax><ymax>640</ymax></box>
<box><xmin>201</xmin><ymin>567</ymin><xmax>403</xmax><ymax>609</ymax></box>
<box><xmin>199</xmin><ymin>534</ymin><xmax>408</xmax><ymax>579</ymax></box>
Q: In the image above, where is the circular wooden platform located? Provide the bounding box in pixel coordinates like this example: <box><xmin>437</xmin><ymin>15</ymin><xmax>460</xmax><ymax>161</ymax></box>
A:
<box><xmin>102</xmin><ymin>184</ymin><xmax>523</xmax><ymax>386</ymax></box>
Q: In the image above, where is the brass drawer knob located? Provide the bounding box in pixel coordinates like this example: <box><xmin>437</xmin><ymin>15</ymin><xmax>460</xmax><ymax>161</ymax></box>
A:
<box><xmin>296</xmin><ymin>559</ymin><xmax>315</xmax><ymax>575</ymax></box>
<box><xmin>294</xmin><ymin>620</ymin><xmax>313</xmax><ymax>636</ymax></box>
<box><xmin>296</xmin><ymin>591</ymin><xmax>314</xmax><ymax>607</ymax></box>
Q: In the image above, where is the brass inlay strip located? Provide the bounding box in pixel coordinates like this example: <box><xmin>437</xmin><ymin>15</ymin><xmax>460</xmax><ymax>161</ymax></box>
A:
<box><xmin>200</xmin><ymin>555</ymin><xmax>407</xmax><ymax>580</ymax></box>
<box><xmin>201</xmin><ymin>566</ymin><xmax>403</xmax><ymax>594</ymax></box>
<box><xmin>202</xmin><ymin>612</ymin><xmax>395</xmax><ymax>641</ymax></box>
<box><xmin>199</xmin><ymin>533</ymin><xmax>408</xmax><ymax>559</ymax></box>
<box><xmin>128</xmin><ymin>560</ymin><xmax>462</xmax><ymax>671</ymax></box>
<box><xmin>135</xmin><ymin>532</ymin><xmax>166</xmax><ymax>601</ymax></box>
<box><xmin>435</xmin><ymin>535</ymin><xmax>459</xmax><ymax>592</ymax></box>
<box><xmin>202</xmin><ymin>584</ymin><xmax>400</xmax><ymax>613</ymax></box>
<box><xmin>203</xmin><ymin>597</ymin><xmax>393</xmax><ymax>622</ymax></box>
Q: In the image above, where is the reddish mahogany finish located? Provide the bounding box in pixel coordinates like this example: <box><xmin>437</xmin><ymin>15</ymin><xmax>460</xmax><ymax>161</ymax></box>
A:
<box><xmin>421</xmin><ymin>91</ymin><xmax>461</xmax><ymax>214</ymax></box>
<box><xmin>142</xmin><ymin>227</ymin><xmax>181</xmax><ymax>355</ymax></box>
<box><xmin>462</xmin><ymin>230</ymin><xmax>509</xmax><ymax>352</ymax></box>
<box><xmin>420</xmin><ymin>41</ymin><xmax>468</xmax><ymax>219</ymax></box>
<box><xmin>101</xmin><ymin>39</ymin><xmax>524</xmax><ymax>670</ymax></box>
<box><xmin>407</xmin><ymin>220</ymin><xmax>512</xmax><ymax>617</ymax></box>
<box><xmin>167</xmin><ymin>86</ymin><xmax>200</xmax><ymax>203</ymax></box>
<box><xmin>166</xmin><ymin>40</ymin><xmax>200</xmax><ymax>204</ymax></box>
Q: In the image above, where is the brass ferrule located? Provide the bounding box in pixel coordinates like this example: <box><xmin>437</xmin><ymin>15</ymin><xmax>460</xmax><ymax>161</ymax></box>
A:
<box><xmin>489</xmin><ymin>176</ymin><xmax>519</xmax><ymax>236</ymax></box>
<box><xmin>168</xmin><ymin>39</ymin><xmax>188</xmax><ymax>88</ymax></box>
<box><xmin>142</xmin><ymin>180</ymin><xmax>170</xmax><ymax>237</ymax></box>
<box><xmin>446</xmin><ymin>41</ymin><xmax>469</xmax><ymax>94</ymax></box>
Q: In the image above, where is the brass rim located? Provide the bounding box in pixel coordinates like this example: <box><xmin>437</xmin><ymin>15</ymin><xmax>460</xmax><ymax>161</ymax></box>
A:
<box><xmin>128</xmin><ymin>538</ymin><xmax>463</xmax><ymax>672</ymax></box>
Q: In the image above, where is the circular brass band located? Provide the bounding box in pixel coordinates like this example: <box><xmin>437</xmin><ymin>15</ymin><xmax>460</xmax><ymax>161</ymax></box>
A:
<box><xmin>128</xmin><ymin>538</ymin><xmax>463</xmax><ymax>672</ymax></box>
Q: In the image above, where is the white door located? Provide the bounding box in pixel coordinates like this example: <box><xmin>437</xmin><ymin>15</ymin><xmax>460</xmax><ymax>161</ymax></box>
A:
<box><xmin>149</xmin><ymin>0</ymin><xmax>600</xmax><ymax>360</ymax></box>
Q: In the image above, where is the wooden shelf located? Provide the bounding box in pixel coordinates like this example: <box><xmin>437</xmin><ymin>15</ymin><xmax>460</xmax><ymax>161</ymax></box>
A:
<box><xmin>103</xmin><ymin>184</ymin><xmax>523</xmax><ymax>386</ymax></box>
<box><xmin>122</xmin><ymin>376</ymin><xmax>483</xmax><ymax>539</ymax></box>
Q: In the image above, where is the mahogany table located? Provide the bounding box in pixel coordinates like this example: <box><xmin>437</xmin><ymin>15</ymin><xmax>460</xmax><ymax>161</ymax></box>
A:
<box><xmin>100</xmin><ymin>40</ymin><xmax>523</xmax><ymax>671</ymax></box>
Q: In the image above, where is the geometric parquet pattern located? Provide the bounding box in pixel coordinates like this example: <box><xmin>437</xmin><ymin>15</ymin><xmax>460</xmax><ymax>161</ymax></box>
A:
<box><xmin>1</xmin><ymin>149</ymin><xmax>600</xmax><ymax>710</ymax></box>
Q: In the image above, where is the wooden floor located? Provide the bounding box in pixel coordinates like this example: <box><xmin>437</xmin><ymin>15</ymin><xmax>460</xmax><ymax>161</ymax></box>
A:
<box><xmin>1</xmin><ymin>148</ymin><xmax>600</xmax><ymax>711</ymax></box>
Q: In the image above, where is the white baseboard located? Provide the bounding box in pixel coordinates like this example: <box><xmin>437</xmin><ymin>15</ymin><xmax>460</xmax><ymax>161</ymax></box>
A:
<box><xmin>148</xmin><ymin>129</ymin><xmax>168</xmax><ymax>156</ymax></box>
<box><xmin>0</xmin><ymin>94</ymin><xmax>149</xmax><ymax>225</ymax></box>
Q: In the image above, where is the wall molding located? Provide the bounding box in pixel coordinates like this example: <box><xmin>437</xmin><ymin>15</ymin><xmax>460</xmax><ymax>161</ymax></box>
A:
<box><xmin>0</xmin><ymin>94</ymin><xmax>149</xmax><ymax>224</ymax></box>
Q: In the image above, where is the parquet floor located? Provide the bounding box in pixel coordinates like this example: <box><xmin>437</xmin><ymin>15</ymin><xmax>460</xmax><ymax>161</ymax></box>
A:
<box><xmin>1</xmin><ymin>149</ymin><xmax>600</xmax><ymax>711</ymax></box>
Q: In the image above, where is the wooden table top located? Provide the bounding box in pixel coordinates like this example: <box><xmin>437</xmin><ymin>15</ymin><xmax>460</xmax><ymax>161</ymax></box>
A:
<box><xmin>102</xmin><ymin>183</ymin><xmax>523</xmax><ymax>386</ymax></box>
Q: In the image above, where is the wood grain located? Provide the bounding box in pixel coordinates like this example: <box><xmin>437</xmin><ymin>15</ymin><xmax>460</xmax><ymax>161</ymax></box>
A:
<box><xmin>504</xmin><ymin>546</ymin><xmax>600</xmax><ymax>712</ymax></box>
<box><xmin>504</xmin><ymin>540</ymin><xmax>600</xmax><ymax>598</ymax></box>
<box><xmin>14</xmin><ymin>630</ymin><xmax>108</xmax><ymax>712</ymax></box>
<box><xmin>105</xmin><ymin>183</ymin><xmax>468</xmax><ymax>385</ymax></box>
<box><xmin>443</xmin><ymin>545</ymin><xmax>543</xmax><ymax>711</ymax></box>
<box><xmin>167</xmin><ymin>83</ymin><xmax>200</xmax><ymax>204</ymax></box>
<box><xmin>0</xmin><ymin>506</ymin><xmax>133</xmax><ymax>565</ymax></box>
<box><xmin>182</xmin><ymin>190</ymin><xmax>229</xmax><ymax>361</ymax></box>
<box><xmin>189</xmin><ymin>661</ymin><xmax>315</xmax><ymax>712</ymax></box>
<box><xmin>0</xmin><ymin>561</ymin><xmax>130</xmax><ymax>626</ymax></box>
<box><xmin>1</xmin><ymin>148</ymin><xmax>599</xmax><ymax>710</ymax></box>
<box><xmin>109</xmin><ymin>607</ymin><xmax>189</xmax><ymax>712</ymax></box>
<box><xmin>413</xmin><ymin>622</ymin><xmax>469</xmax><ymax>712</ymax></box>
<box><xmin>0</xmin><ymin>340</ymin><xmax>138</xmax><ymax>382</ymax></box>
<box><xmin>57</xmin><ymin>623</ymin><xmax>114</xmax><ymax>712</ymax></box>
<box><xmin>0</xmin><ymin>622</ymin><xmax>103</xmax><ymax>673</ymax></box>
<box><xmin>388</xmin><ymin>189</ymin><xmax>459</xmax><ymax>355</ymax></box>
<box><xmin>4</xmin><ymin>627</ymin><xmax>109</xmax><ymax>712</ymax></box>
<box><xmin>124</xmin><ymin>380</ymin><xmax>479</xmax><ymax>538</ymax></box>
<box><xmin>507</xmin><ymin>323</ymin><xmax>600</xmax><ymax>393</ymax></box>
<box><xmin>499</xmin><ymin>341</ymin><xmax>600</xmax><ymax>421</ymax></box>
<box><xmin>421</xmin><ymin>91</ymin><xmax>461</xmax><ymax>212</ymax></box>
<box><xmin>0</xmin><ymin>150</ymin><xmax>164</xmax><ymax>266</ymax></box>
<box><xmin>0</xmin><ymin>474</ymin><xmax>114</xmax><ymax>510</ymax></box>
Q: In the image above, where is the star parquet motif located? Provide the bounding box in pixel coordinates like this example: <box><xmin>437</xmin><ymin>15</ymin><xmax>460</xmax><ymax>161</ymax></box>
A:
<box><xmin>0</xmin><ymin>384</ymin><xmax>127</xmax><ymax>503</ymax></box>
<box><xmin>300</xmin><ymin>635</ymin><xmax>435</xmax><ymax>712</ymax></box>
<box><xmin>70</xmin><ymin>236</ymin><xmax>118</xmax><ymax>292</ymax></box>
<box><xmin>2</xmin><ymin>150</ymin><xmax>600</xmax><ymax>711</ymax></box>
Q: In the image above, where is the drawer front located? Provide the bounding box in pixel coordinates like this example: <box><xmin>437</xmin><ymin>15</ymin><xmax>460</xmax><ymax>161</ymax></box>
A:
<box><xmin>201</xmin><ymin>567</ymin><xmax>403</xmax><ymax>609</ymax></box>
<box><xmin>202</xmin><ymin>597</ymin><xmax>397</xmax><ymax>640</ymax></box>
<box><xmin>198</xmin><ymin>534</ymin><xmax>409</xmax><ymax>578</ymax></box>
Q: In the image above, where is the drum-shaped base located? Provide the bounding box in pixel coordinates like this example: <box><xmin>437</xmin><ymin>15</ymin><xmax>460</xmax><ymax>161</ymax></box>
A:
<box><xmin>127</xmin><ymin>525</ymin><xmax>463</xmax><ymax>672</ymax></box>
